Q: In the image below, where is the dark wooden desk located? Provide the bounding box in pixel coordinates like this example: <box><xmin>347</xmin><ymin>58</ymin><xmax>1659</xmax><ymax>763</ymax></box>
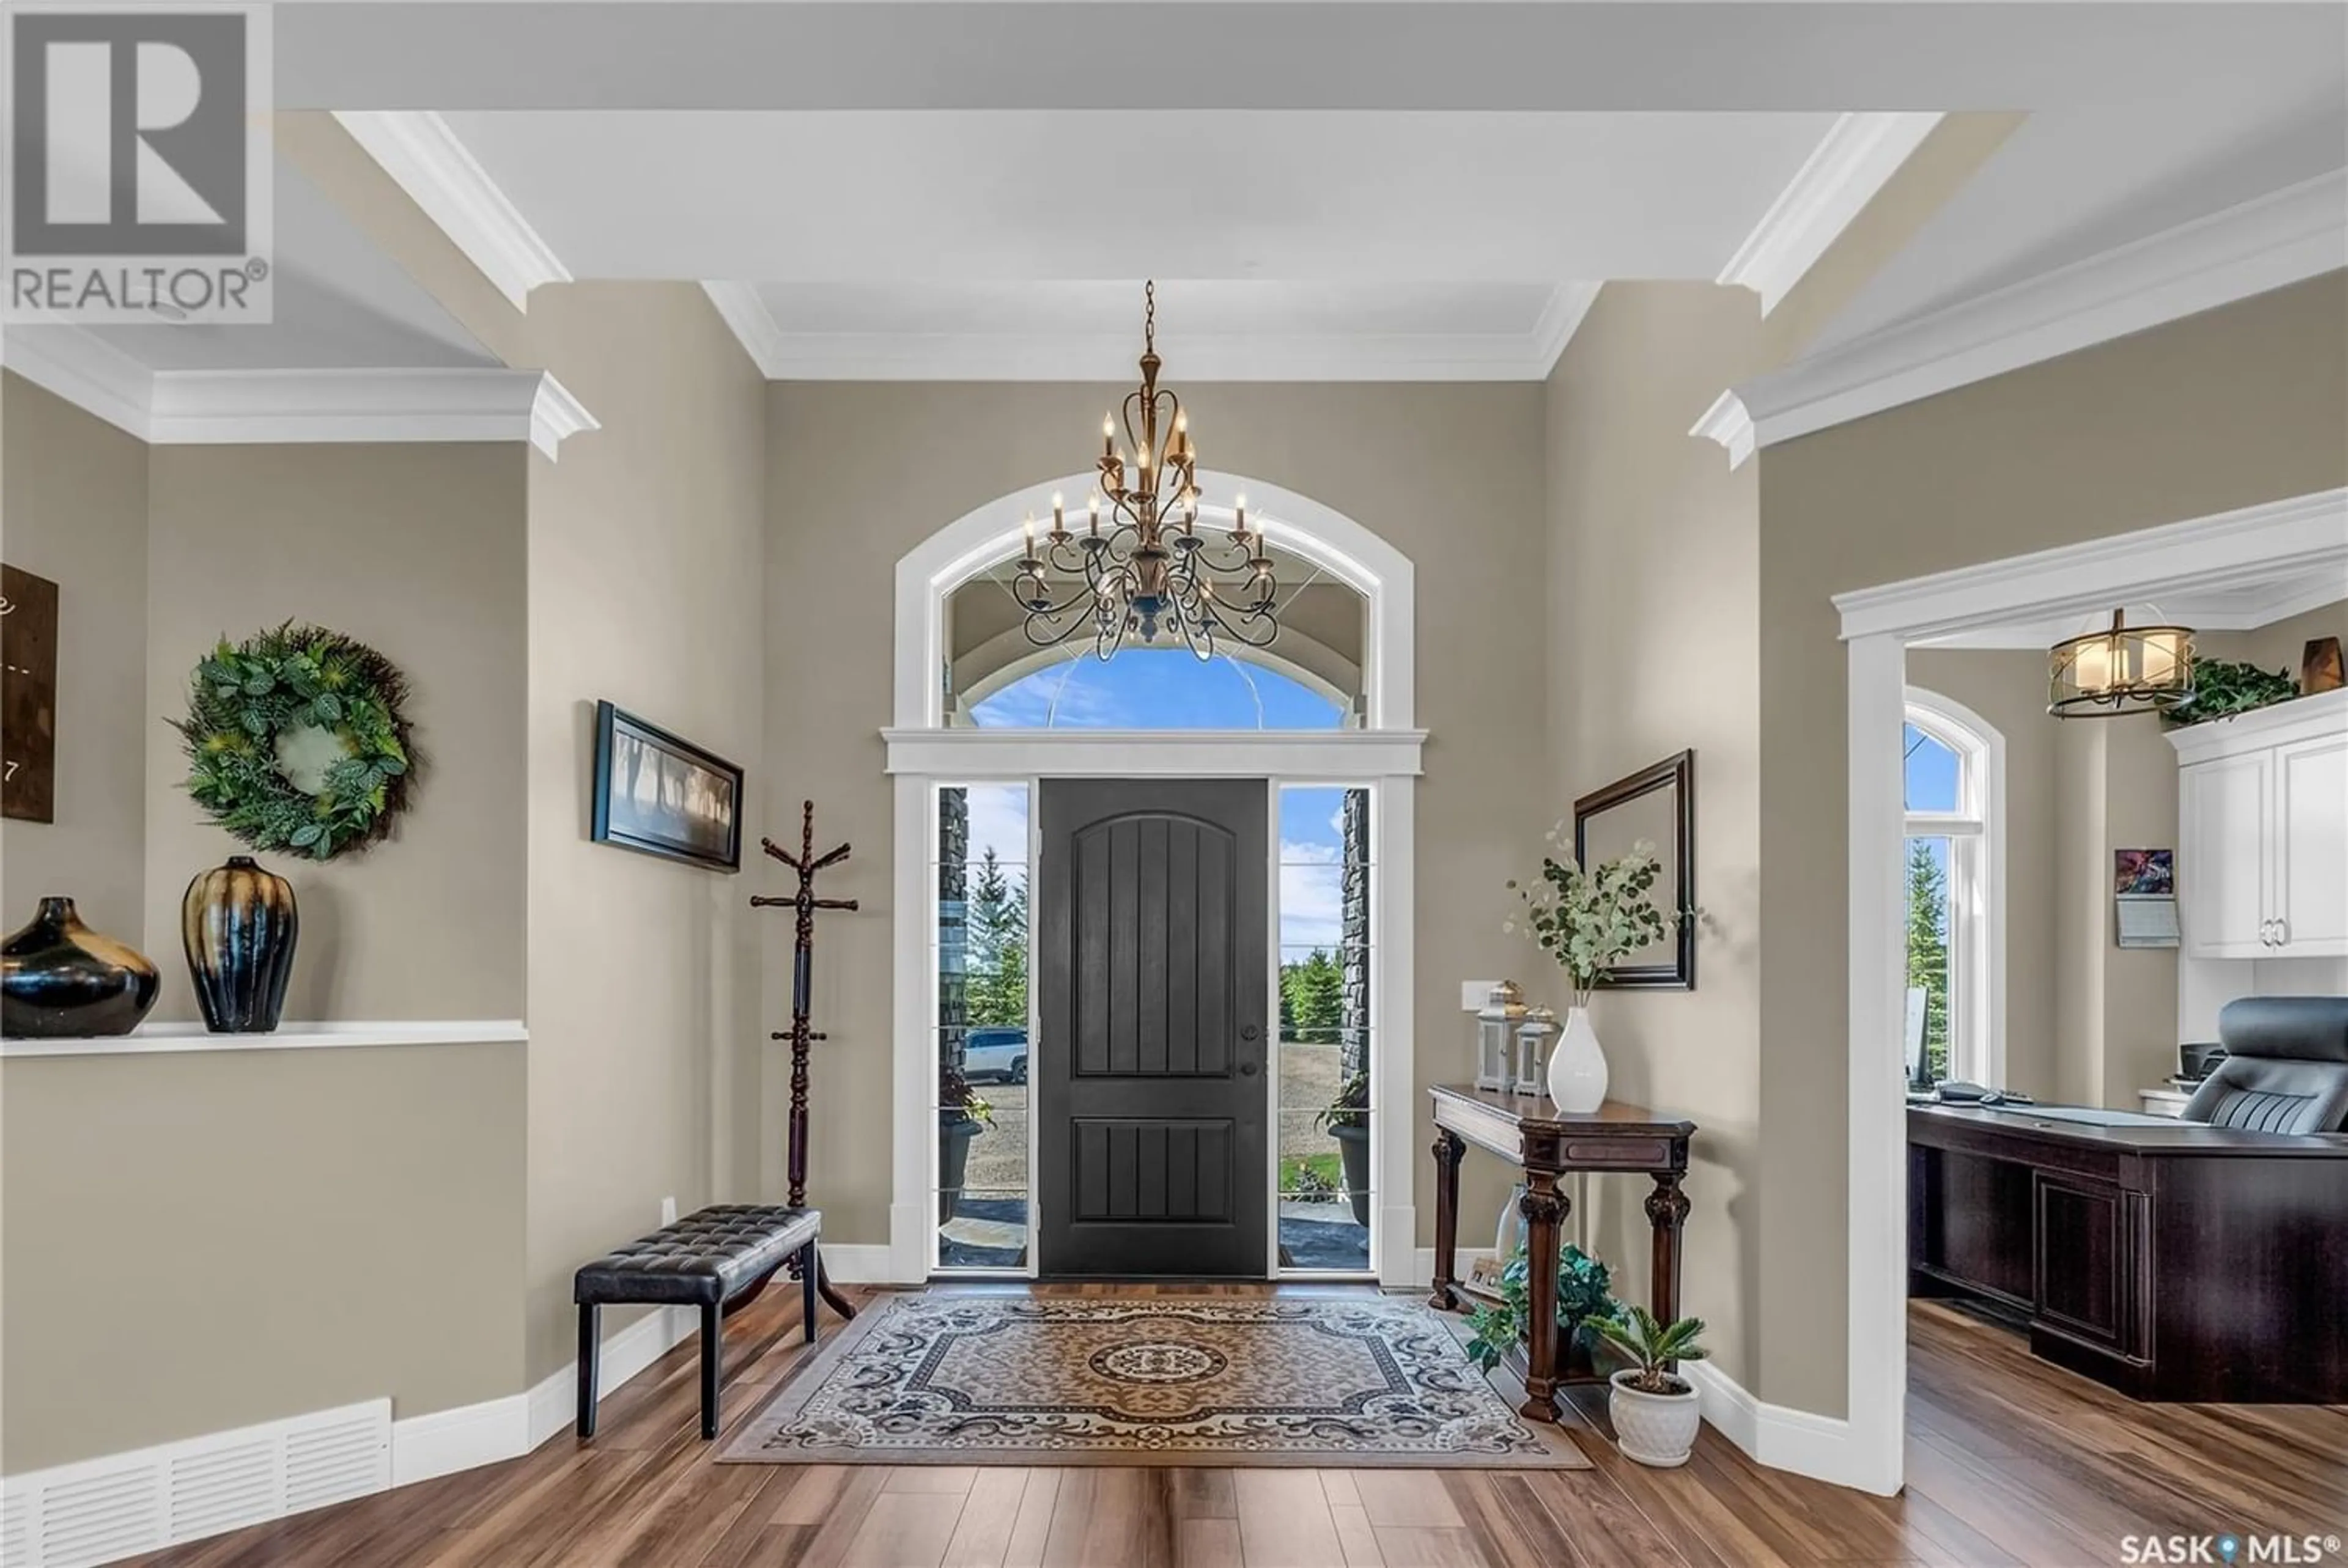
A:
<box><xmin>1427</xmin><ymin>1084</ymin><xmax>1696</xmax><ymax>1423</ymax></box>
<box><xmin>1909</xmin><ymin>1103</ymin><xmax>2348</xmax><ymax>1402</ymax></box>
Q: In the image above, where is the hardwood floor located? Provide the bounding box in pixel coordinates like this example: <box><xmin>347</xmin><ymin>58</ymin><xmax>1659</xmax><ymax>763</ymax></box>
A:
<box><xmin>128</xmin><ymin>1290</ymin><xmax>2348</xmax><ymax>1568</ymax></box>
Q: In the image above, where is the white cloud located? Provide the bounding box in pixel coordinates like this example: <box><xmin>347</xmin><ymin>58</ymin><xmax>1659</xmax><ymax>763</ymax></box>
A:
<box><xmin>960</xmin><ymin>784</ymin><xmax>1030</xmax><ymax>872</ymax></box>
<box><xmin>1279</xmin><ymin>838</ymin><xmax>1346</xmax><ymax>949</ymax></box>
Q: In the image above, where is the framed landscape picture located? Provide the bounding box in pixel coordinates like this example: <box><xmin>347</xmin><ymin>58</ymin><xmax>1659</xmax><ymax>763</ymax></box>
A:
<box><xmin>591</xmin><ymin>701</ymin><xmax>744</xmax><ymax>872</ymax></box>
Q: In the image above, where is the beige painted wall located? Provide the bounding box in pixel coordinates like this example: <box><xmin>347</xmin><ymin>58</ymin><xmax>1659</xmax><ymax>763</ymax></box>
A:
<box><xmin>1542</xmin><ymin>282</ymin><xmax>1771</xmax><ymax>1386</ymax></box>
<box><xmin>275</xmin><ymin>116</ymin><xmax>772</xmax><ymax>1385</ymax></box>
<box><xmin>0</xmin><ymin>1041</ymin><xmax>526</xmax><ymax>1471</ymax></box>
<box><xmin>0</xmin><ymin>374</ymin><xmax>152</xmax><ymax>947</ymax></box>
<box><xmin>767</xmin><ymin>381</ymin><xmax>1548</xmax><ymax>1249</ymax></box>
<box><xmin>518</xmin><ymin>282</ymin><xmax>769</xmax><ymax>1382</ymax></box>
<box><xmin>1902</xmin><ymin>650</ymin><xmax>2062</xmax><ymax>1099</ymax></box>
<box><xmin>141</xmin><ymin>443</ymin><xmax>529</xmax><ymax>1024</ymax></box>
<box><xmin>1756</xmin><ymin>270</ymin><xmax>2348</xmax><ymax>1416</ymax></box>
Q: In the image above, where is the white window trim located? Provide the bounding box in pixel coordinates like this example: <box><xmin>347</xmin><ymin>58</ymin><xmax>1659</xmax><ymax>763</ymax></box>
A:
<box><xmin>1902</xmin><ymin>686</ymin><xmax>2007</xmax><ymax>1090</ymax></box>
<box><xmin>886</xmin><ymin>473</ymin><xmax>1422</xmax><ymax>1291</ymax></box>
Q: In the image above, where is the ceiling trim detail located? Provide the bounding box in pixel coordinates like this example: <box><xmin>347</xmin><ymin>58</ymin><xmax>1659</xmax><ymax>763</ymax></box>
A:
<box><xmin>1</xmin><ymin>329</ymin><xmax>599</xmax><ymax>459</ymax></box>
<box><xmin>1704</xmin><ymin>170</ymin><xmax>2348</xmax><ymax>466</ymax></box>
<box><xmin>1717</xmin><ymin>112</ymin><xmax>1944</xmax><ymax>315</ymax></box>
<box><xmin>1689</xmin><ymin>390</ymin><xmax>1755</xmax><ymax>469</ymax></box>
<box><xmin>1832</xmin><ymin>487</ymin><xmax>2348</xmax><ymax>644</ymax></box>
<box><xmin>701</xmin><ymin>280</ymin><xmax>1601</xmax><ymax>383</ymax></box>
<box><xmin>334</xmin><ymin>111</ymin><xmax>572</xmax><ymax>311</ymax></box>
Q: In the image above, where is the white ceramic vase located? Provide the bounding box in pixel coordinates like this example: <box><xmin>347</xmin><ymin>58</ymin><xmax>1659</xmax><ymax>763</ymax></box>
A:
<box><xmin>1546</xmin><ymin>1004</ymin><xmax>1609</xmax><ymax>1113</ymax></box>
<box><xmin>1608</xmin><ymin>1369</ymin><xmax>1702</xmax><ymax>1467</ymax></box>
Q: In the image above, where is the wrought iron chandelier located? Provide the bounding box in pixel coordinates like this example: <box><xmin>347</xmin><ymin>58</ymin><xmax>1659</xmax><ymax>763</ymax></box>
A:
<box><xmin>1013</xmin><ymin>282</ymin><xmax>1279</xmax><ymax>661</ymax></box>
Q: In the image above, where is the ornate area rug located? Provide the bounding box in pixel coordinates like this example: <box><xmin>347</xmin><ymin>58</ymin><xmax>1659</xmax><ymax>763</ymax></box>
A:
<box><xmin>719</xmin><ymin>1294</ymin><xmax>1587</xmax><ymax>1468</ymax></box>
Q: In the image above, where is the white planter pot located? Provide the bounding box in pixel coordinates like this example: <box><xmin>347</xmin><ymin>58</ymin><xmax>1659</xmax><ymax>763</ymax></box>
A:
<box><xmin>1608</xmin><ymin>1368</ymin><xmax>1701</xmax><ymax>1467</ymax></box>
<box><xmin>1546</xmin><ymin>1005</ymin><xmax>1609</xmax><ymax>1113</ymax></box>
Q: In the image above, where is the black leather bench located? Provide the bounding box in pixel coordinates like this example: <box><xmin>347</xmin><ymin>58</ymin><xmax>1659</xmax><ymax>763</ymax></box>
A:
<box><xmin>573</xmin><ymin>1204</ymin><xmax>825</xmax><ymax>1440</ymax></box>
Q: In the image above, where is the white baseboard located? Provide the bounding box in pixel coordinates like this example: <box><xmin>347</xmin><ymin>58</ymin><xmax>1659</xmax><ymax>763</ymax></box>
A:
<box><xmin>818</xmin><ymin>1243</ymin><xmax>901</xmax><ymax>1284</ymax></box>
<box><xmin>1681</xmin><ymin>1361</ymin><xmax>1865</xmax><ymax>1491</ymax></box>
<box><xmin>524</xmin><ymin>1303</ymin><xmax>698</xmax><ymax>1449</ymax></box>
<box><xmin>388</xmin><ymin>1395</ymin><xmax>529</xmax><ymax>1489</ymax></box>
<box><xmin>1</xmin><ymin>1400</ymin><xmax>389</xmax><ymax>1568</ymax></box>
<box><xmin>1408</xmin><ymin>1246</ymin><xmax>1497</xmax><ymax>1290</ymax></box>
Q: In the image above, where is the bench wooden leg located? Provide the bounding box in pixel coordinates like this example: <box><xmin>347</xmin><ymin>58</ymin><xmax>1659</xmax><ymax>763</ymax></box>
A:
<box><xmin>700</xmin><ymin>1300</ymin><xmax>723</xmax><ymax>1440</ymax></box>
<box><xmin>576</xmin><ymin>1303</ymin><xmax>600</xmax><ymax>1439</ymax></box>
<box><xmin>801</xmin><ymin>1240</ymin><xmax>819</xmax><ymax>1342</ymax></box>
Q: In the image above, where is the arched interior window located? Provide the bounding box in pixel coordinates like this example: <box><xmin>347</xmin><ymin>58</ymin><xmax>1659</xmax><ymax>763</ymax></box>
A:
<box><xmin>943</xmin><ymin>552</ymin><xmax>1365</xmax><ymax>729</ymax></box>
<box><xmin>1903</xmin><ymin>690</ymin><xmax>2005</xmax><ymax>1088</ymax></box>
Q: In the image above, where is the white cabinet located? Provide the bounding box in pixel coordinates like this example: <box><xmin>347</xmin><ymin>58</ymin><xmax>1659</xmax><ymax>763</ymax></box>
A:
<box><xmin>2275</xmin><ymin>732</ymin><xmax>2348</xmax><ymax>952</ymax></box>
<box><xmin>2177</xmin><ymin>751</ymin><xmax>2272</xmax><ymax>956</ymax></box>
<box><xmin>2171</xmin><ymin>689</ymin><xmax>2348</xmax><ymax>960</ymax></box>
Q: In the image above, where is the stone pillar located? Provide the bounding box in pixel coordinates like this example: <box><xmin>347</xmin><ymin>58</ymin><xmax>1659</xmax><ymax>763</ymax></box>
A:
<box><xmin>1340</xmin><ymin>787</ymin><xmax>1372</xmax><ymax>1082</ymax></box>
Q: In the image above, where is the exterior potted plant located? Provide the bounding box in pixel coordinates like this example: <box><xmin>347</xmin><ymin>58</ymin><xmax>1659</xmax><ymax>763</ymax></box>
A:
<box><xmin>938</xmin><ymin>1059</ymin><xmax>992</xmax><ymax>1223</ymax></box>
<box><xmin>1504</xmin><ymin>839</ymin><xmax>1686</xmax><ymax>1112</ymax></box>
<box><xmin>1583</xmin><ymin>1305</ymin><xmax>1709</xmax><ymax>1467</ymax></box>
<box><xmin>1462</xmin><ymin>1241</ymin><xmax>1618</xmax><ymax>1377</ymax></box>
<box><xmin>1315</xmin><ymin>1067</ymin><xmax>1372</xmax><ymax>1225</ymax></box>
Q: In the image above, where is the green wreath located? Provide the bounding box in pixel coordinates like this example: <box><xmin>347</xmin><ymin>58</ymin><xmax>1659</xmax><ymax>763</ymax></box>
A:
<box><xmin>174</xmin><ymin>624</ymin><xmax>417</xmax><ymax>859</ymax></box>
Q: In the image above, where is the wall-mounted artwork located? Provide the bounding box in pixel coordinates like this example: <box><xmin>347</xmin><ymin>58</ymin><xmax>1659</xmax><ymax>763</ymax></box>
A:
<box><xmin>2</xmin><ymin>564</ymin><xmax>59</xmax><ymax>823</ymax></box>
<box><xmin>1572</xmin><ymin>749</ymin><xmax>1697</xmax><ymax>990</ymax></box>
<box><xmin>591</xmin><ymin>701</ymin><xmax>744</xmax><ymax>872</ymax></box>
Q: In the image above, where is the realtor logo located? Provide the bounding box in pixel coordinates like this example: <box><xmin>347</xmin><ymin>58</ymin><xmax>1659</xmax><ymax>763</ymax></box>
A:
<box><xmin>4</xmin><ymin>4</ymin><xmax>273</xmax><ymax>323</ymax></box>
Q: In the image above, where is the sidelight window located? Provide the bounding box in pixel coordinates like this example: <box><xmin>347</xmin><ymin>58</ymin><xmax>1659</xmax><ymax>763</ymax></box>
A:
<box><xmin>935</xmin><ymin>782</ymin><xmax>1033</xmax><ymax>1271</ymax></box>
<box><xmin>1274</xmin><ymin>785</ymin><xmax>1373</xmax><ymax>1274</ymax></box>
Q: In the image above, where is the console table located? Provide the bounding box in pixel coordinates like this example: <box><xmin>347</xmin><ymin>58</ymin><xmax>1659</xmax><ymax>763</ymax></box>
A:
<box><xmin>1427</xmin><ymin>1084</ymin><xmax>1696</xmax><ymax>1423</ymax></box>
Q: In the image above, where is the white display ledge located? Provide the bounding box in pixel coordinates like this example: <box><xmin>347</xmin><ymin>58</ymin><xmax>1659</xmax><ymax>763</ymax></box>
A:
<box><xmin>1</xmin><ymin>1020</ymin><xmax>527</xmax><ymax>1058</ymax></box>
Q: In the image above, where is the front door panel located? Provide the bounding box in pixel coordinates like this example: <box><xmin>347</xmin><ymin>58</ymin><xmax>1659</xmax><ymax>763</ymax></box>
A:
<box><xmin>1038</xmin><ymin>779</ymin><xmax>1268</xmax><ymax>1276</ymax></box>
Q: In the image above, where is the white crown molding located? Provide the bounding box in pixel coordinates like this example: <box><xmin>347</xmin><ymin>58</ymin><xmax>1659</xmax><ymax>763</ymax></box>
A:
<box><xmin>2</xmin><ymin>331</ymin><xmax>598</xmax><ymax>458</ymax></box>
<box><xmin>1833</xmin><ymin>487</ymin><xmax>2348</xmax><ymax>644</ymax></box>
<box><xmin>703</xmin><ymin>279</ymin><xmax>1601</xmax><ymax>383</ymax></box>
<box><xmin>0</xmin><ymin>325</ymin><xmax>152</xmax><ymax>437</ymax></box>
<box><xmin>1717</xmin><ymin>169</ymin><xmax>2348</xmax><ymax>459</ymax></box>
<box><xmin>1919</xmin><ymin>566</ymin><xmax>2348</xmax><ymax>649</ymax></box>
<box><xmin>334</xmin><ymin>111</ymin><xmax>570</xmax><ymax>311</ymax></box>
<box><xmin>1690</xmin><ymin>389</ymin><xmax>1756</xmax><ymax>469</ymax></box>
<box><xmin>701</xmin><ymin>281</ymin><xmax>788</xmax><ymax>378</ymax></box>
<box><xmin>1718</xmin><ymin>112</ymin><xmax>1944</xmax><ymax>315</ymax></box>
<box><xmin>1528</xmin><ymin>281</ymin><xmax>1603</xmax><ymax>376</ymax></box>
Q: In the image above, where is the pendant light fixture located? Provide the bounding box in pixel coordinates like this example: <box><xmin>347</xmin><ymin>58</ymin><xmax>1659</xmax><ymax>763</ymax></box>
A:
<box><xmin>2048</xmin><ymin>609</ymin><xmax>2196</xmax><ymax>718</ymax></box>
<box><xmin>1011</xmin><ymin>282</ymin><xmax>1278</xmax><ymax>662</ymax></box>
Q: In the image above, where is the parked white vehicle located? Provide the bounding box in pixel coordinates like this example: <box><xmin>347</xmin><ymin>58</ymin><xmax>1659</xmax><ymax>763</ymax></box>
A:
<box><xmin>962</xmin><ymin>1026</ymin><xmax>1028</xmax><ymax>1084</ymax></box>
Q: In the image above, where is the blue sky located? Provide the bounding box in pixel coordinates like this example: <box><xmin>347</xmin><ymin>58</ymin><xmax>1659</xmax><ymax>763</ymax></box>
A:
<box><xmin>955</xmin><ymin>655</ymin><xmax>1356</xmax><ymax>948</ymax></box>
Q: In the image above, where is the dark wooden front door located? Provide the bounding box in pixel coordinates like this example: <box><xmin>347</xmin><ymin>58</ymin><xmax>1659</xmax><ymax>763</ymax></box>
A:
<box><xmin>1036</xmin><ymin>778</ymin><xmax>1268</xmax><ymax>1278</ymax></box>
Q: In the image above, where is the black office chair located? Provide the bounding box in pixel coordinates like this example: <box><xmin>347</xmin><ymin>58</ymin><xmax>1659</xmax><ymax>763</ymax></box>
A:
<box><xmin>2179</xmin><ymin>996</ymin><xmax>2348</xmax><ymax>1135</ymax></box>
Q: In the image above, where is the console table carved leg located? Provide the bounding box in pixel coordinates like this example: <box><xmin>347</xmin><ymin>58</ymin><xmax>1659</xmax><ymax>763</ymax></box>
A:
<box><xmin>1518</xmin><ymin>1172</ymin><xmax>1570</xmax><ymax>1423</ymax></box>
<box><xmin>1646</xmin><ymin>1172</ymin><xmax>1691</xmax><ymax>1366</ymax></box>
<box><xmin>1428</xmin><ymin>1130</ymin><xmax>1466</xmax><ymax>1309</ymax></box>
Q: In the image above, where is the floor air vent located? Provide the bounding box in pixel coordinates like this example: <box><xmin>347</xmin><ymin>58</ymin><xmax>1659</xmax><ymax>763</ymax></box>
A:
<box><xmin>1</xmin><ymin>1399</ymin><xmax>389</xmax><ymax>1568</ymax></box>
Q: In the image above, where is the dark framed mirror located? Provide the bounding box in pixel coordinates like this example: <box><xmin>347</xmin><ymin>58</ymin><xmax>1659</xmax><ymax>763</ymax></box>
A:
<box><xmin>1571</xmin><ymin>749</ymin><xmax>1696</xmax><ymax>990</ymax></box>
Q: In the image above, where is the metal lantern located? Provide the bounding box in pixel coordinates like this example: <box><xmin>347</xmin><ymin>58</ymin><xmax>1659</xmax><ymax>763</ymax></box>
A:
<box><xmin>1514</xmin><ymin>1006</ymin><xmax>1558</xmax><ymax>1096</ymax></box>
<box><xmin>1475</xmin><ymin>981</ymin><xmax>1526</xmax><ymax>1092</ymax></box>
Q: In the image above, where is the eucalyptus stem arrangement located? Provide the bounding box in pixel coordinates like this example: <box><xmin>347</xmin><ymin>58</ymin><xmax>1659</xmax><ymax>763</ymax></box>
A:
<box><xmin>1504</xmin><ymin>837</ymin><xmax>1678</xmax><ymax>1004</ymax></box>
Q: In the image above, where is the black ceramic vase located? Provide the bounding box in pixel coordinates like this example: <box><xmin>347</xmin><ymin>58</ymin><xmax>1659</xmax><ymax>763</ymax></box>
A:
<box><xmin>182</xmin><ymin>856</ymin><xmax>299</xmax><ymax>1033</ymax></box>
<box><xmin>1</xmin><ymin>897</ymin><xmax>162</xmax><ymax>1038</ymax></box>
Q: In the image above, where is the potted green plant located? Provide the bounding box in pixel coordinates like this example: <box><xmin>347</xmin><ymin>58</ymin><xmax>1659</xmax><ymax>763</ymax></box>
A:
<box><xmin>1315</xmin><ymin>1067</ymin><xmax>1372</xmax><ymax>1225</ymax></box>
<box><xmin>1461</xmin><ymin>1241</ymin><xmax>1619</xmax><ymax>1375</ymax></box>
<box><xmin>1582</xmin><ymin>1305</ymin><xmax>1709</xmax><ymax>1467</ymax></box>
<box><xmin>1504</xmin><ymin>842</ymin><xmax>1685</xmax><ymax>1111</ymax></box>
<box><xmin>938</xmin><ymin>1059</ymin><xmax>992</xmax><ymax>1224</ymax></box>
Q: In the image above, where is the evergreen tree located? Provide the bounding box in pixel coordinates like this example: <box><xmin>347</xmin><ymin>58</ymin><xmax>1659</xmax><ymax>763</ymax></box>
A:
<box><xmin>1279</xmin><ymin>948</ymin><xmax>1345</xmax><ymax>1045</ymax></box>
<box><xmin>1905</xmin><ymin>839</ymin><xmax>1951</xmax><ymax>1083</ymax></box>
<box><xmin>966</xmin><ymin>848</ymin><xmax>1030</xmax><ymax>1026</ymax></box>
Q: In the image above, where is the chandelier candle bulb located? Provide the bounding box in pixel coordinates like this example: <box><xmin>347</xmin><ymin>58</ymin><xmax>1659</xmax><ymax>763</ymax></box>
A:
<box><xmin>1051</xmin><ymin>493</ymin><xmax>1067</xmax><ymax>539</ymax></box>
